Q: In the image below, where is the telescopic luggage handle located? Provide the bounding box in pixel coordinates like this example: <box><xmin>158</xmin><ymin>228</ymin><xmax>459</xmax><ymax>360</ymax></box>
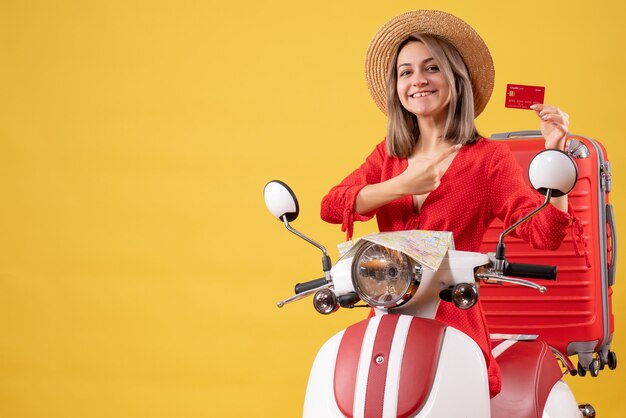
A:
<box><xmin>491</xmin><ymin>130</ymin><xmax>543</xmax><ymax>139</ymax></box>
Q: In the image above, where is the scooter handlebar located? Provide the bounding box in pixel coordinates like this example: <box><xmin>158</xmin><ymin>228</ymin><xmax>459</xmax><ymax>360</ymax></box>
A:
<box><xmin>504</xmin><ymin>262</ymin><xmax>557</xmax><ymax>280</ymax></box>
<box><xmin>294</xmin><ymin>278</ymin><xmax>328</xmax><ymax>294</ymax></box>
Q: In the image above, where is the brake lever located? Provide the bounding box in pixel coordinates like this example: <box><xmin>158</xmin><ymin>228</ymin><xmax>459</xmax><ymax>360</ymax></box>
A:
<box><xmin>476</xmin><ymin>273</ymin><xmax>547</xmax><ymax>293</ymax></box>
<box><xmin>276</xmin><ymin>283</ymin><xmax>333</xmax><ymax>308</ymax></box>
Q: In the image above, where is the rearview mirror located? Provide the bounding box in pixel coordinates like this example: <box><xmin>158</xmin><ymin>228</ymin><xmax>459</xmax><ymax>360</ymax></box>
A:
<box><xmin>264</xmin><ymin>180</ymin><xmax>300</xmax><ymax>222</ymax></box>
<box><xmin>528</xmin><ymin>149</ymin><xmax>578</xmax><ymax>197</ymax></box>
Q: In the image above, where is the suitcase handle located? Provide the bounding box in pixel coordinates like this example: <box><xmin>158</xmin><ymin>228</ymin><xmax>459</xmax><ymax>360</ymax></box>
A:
<box><xmin>607</xmin><ymin>203</ymin><xmax>617</xmax><ymax>286</ymax></box>
<box><xmin>491</xmin><ymin>130</ymin><xmax>542</xmax><ymax>139</ymax></box>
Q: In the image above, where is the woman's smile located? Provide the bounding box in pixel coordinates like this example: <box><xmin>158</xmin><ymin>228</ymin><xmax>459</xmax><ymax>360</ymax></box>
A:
<box><xmin>410</xmin><ymin>90</ymin><xmax>436</xmax><ymax>98</ymax></box>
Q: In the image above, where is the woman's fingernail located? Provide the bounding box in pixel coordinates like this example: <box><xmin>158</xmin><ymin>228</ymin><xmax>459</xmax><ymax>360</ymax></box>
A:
<box><xmin>530</xmin><ymin>104</ymin><xmax>538</xmax><ymax>110</ymax></box>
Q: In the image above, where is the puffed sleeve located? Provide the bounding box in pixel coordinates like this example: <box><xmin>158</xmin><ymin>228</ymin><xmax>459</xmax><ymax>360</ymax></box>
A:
<box><xmin>320</xmin><ymin>140</ymin><xmax>388</xmax><ymax>240</ymax></box>
<box><xmin>487</xmin><ymin>143</ymin><xmax>574</xmax><ymax>250</ymax></box>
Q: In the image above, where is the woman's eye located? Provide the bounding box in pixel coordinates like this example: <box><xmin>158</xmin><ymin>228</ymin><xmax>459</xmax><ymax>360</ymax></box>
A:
<box><xmin>426</xmin><ymin>66</ymin><xmax>439</xmax><ymax>72</ymax></box>
<box><xmin>399</xmin><ymin>70</ymin><xmax>411</xmax><ymax>77</ymax></box>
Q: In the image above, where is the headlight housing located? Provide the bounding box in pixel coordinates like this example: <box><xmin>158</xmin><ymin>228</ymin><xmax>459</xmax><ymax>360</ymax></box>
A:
<box><xmin>351</xmin><ymin>242</ymin><xmax>421</xmax><ymax>308</ymax></box>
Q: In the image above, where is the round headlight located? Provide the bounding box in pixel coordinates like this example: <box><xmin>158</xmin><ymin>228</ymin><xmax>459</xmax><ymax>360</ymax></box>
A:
<box><xmin>351</xmin><ymin>242</ymin><xmax>418</xmax><ymax>308</ymax></box>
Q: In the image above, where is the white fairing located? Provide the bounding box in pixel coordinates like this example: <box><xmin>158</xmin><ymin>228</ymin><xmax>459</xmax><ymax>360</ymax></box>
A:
<box><xmin>414</xmin><ymin>327</ymin><xmax>490</xmax><ymax>418</ymax></box>
<box><xmin>542</xmin><ymin>380</ymin><xmax>582</xmax><ymax>418</ymax></box>
<box><xmin>303</xmin><ymin>318</ymin><xmax>490</xmax><ymax>418</ymax></box>
<box><xmin>385</xmin><ymin>250</ymin><xmax>489</xmax><ymax>319</ymax></box>
<box><xmin>303</xmin><ymin>330</ymin><xmax>345</xmax><ymax>417</ymax></box>
<box><xmin>330</xmin><ymin>257</ymin><xmax>356</xmax><ymax>296</ymax></box>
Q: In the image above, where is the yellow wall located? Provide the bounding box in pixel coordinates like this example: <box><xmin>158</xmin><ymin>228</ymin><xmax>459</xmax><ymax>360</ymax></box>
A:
<box><xmin>1</xmin><ymin>0</ymin><xmax>624</xmax><ymax>416</ymax></box>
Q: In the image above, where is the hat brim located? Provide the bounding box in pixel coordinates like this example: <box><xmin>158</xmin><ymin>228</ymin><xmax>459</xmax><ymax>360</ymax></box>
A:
<box><xmin>365</xmin><ymin>10</ymin><xmax>494</xmax><ymax>117</ymax></box>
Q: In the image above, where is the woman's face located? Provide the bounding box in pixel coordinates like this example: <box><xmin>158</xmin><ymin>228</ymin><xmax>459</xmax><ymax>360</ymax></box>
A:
<box><xmin>396</xmin><ymin>41</ymin><xmax>451</xmax><ymax>122</ymax></box>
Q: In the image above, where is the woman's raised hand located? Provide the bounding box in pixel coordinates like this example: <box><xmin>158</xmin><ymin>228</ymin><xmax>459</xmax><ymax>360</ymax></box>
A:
<box><xmin>399</xmin><ymin>144</ymin><xmax>461</xmax><ymax>195</ymax></box>
<box><xmin>530</xmin><ymin>104</ymin><xmax>569</xmax><ymax>150</ymax></box>
<box><xmin>355</xmin><ymin>143</ymin><xmax>460</xmax><ymax>215</ymax></box>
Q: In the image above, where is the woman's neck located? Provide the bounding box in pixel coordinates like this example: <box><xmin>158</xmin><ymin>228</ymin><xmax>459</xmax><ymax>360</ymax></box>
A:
<box><xmin>415</xmin><ymin>115</ymin><xmax>448</xmax><ymax>154</ymax></box>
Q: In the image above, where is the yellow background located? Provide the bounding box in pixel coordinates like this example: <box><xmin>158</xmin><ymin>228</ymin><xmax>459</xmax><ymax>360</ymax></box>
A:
<box><xmin>1</xmin><ymin>0</ymin><xmax>625</xmax><ymax>416</ymax></box>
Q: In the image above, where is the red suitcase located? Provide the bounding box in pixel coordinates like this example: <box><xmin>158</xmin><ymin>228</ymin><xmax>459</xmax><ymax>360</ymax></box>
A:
<box><xmin>479</xmin><ymin>131</ymin><xmax>617</xmax><ymax>376</ymax></box>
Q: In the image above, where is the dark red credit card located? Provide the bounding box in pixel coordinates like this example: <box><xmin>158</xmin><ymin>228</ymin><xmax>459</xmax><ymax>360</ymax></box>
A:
<box><xmin>505</xmin><ymin>84</ymin><xmax>545</xmax><ymax>110</ymax></box>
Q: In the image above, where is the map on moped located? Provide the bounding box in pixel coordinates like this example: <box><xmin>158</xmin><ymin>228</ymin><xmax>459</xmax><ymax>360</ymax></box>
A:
<box><xmin>337</xmin><ymin>230</ymin><xmax>454</xmax><ymax>271</ymax></box>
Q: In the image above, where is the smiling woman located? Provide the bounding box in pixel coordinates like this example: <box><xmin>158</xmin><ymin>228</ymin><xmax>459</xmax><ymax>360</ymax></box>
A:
<box><xmin>389</xmin><ymin>35</ymin><xmax>477</xmax><ymax>157</ymax></box>
<box><xmin>395</xmin><ymin>41</ymin><xmax>452</xmax><ymax>139</ymax></box>
<box><xmin>320</xmin><ymin>9</ymin><xmax>577</xmax><ymax>398</ymax></box>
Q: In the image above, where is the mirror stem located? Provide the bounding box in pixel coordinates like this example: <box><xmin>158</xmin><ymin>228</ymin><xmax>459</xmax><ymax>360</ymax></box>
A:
<box><xmin>494</xmin><ymin>189</ymin><xmax>553</xmax><ymax>272</ymax></box>
<box><xmin>282</xmin><ymin>216</ymin><xmax>332</xmax><ymax>281</ymax></box>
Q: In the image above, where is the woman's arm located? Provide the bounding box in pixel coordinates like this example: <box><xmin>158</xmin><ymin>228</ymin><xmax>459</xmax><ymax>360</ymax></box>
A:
<box><xmin>530</xmin><ymin>104</ymin><xmax>570</xmax><ymax>213</ymax></box>
<box><xmin>355</xmin><ymin>144</ymin><xmax>461</xmax><ymax>214</ymax></box>
<box><xmin>488</xmin><ymin>143</ymin><xmax>572</xmax><ymax>250</ymax></box>
<box><xmin>320</xmin><ymin>141</ymin><xmax>387</xmax><ymax>226</ymax></box>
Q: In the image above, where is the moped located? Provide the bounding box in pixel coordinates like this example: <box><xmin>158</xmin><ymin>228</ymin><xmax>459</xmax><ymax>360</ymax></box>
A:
<box><xmin>264</xmin><ymin>149</ymin><xmax>595</xmax><ymax>417</ymax></box>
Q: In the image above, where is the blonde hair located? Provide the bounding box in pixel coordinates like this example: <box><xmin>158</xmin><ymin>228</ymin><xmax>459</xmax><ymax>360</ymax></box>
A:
<box><xmin>385</xmin><ymin>34</ymin><xmax>481</xmax><ymax>158</ymax></box>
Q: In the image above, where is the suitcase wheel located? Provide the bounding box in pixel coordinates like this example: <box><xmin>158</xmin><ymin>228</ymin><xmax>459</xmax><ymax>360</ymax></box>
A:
<box><xmin>598</xmin><ymin>350</ymin><xmax>618</xmax><ymax>371</ymax></box>
<box><xmin>599</xmin><ymin>354</ymin><xmax>605</xmax><ymax>370</ymax></box>
<box><xmin>577</xmin><ymin>359</ymin><xmax>601</xmax><ymax>377</ymax></box>
<box><xmin>608</xmin><ymin>351</ymin><xmax>618</xmax><ymax>370</ymax></box>
<box><xmin>589</xmin><ymin>358</ymin><xmax>600</xmax><ymax>377</ymax></box>
<box><xmin>577</xmin><ymin>361</ymin><xmax>587</xmax><ymax>377</ymax></box>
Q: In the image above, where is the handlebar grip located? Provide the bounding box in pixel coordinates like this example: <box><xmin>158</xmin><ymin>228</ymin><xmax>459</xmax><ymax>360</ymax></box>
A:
<box><xmin>294</xmin><ymin>278</ymin><xmax>327</xmax><ymax>294</ymax></box>
<box><xmin>504</xmin><ymin>262</ymin><xmax>557</xmax><ymax>280</ymax></box>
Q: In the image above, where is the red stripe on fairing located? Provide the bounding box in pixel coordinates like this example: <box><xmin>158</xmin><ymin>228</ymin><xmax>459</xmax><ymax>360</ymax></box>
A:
<box><xmin>397</xmin><ymin>318</ymin><xmax>446</xmax><ymax>418</ymax></box>
<box><xmin>334</xmin><ymin>319</ymin><xmax>369</xmax><ymax>417</ymax></box>
<box><xmin>364</xmin><ymin>315</ymin><xmax>400</xmax><ymax>417</ymax></box>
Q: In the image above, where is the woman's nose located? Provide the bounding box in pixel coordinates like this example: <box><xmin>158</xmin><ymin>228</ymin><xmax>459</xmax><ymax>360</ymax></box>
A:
<box><xmin>412</xmin><ymin>72</ymin><xmax>428</xmax><ymax>86</ymax></box>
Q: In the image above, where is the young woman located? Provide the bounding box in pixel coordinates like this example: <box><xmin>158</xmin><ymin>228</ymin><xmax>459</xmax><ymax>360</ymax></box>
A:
<box><xmin>320</xmin><ymin>10</ymin><xmax>575</xmax><ymax>398</ymax></box>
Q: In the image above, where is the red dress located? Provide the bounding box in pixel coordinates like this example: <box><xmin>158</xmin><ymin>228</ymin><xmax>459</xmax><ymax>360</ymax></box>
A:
<box><xmin>320</xmin><ymin>137</ymin><xmax>575</xmax><ymax>397</ymax></box>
